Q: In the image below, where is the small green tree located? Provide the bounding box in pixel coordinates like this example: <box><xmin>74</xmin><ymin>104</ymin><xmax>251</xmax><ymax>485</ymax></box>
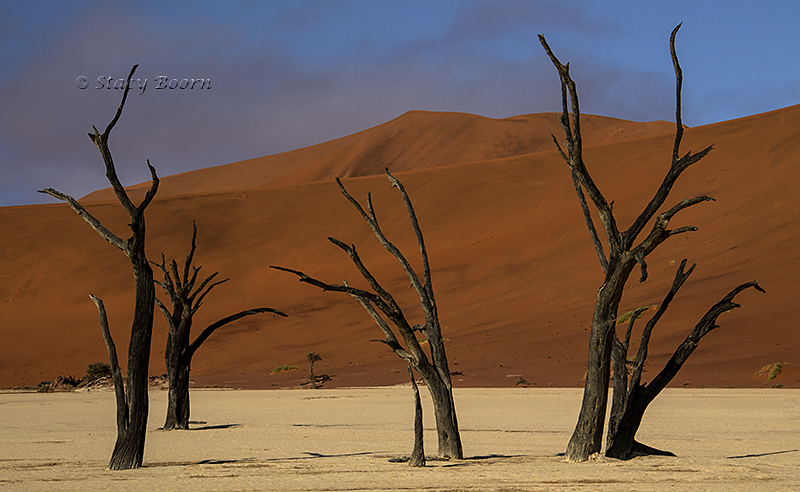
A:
<box><xmin>306</xmin><ymin>352</ymin><xmax>322</xmax><ymax>389</ymax></box>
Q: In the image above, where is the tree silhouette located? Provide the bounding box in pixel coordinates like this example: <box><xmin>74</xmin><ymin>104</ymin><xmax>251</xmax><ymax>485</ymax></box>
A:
<box><xmin>539</xmin><ymin>25</ymin><xmax>762</xmax><ymax>461</ymax></box>
<box><xmin>40</xmin><ymin>64</ymin><xmax>159</xmax><ymax>470</ymax></box>
<box><xmin>273</xmin><ymin>170</ymin><xmax>462</xmax><ymax>459</ymax></box>
<box><xmin>153</xmin><ymin>221</ymin><xmax>287</xmax><ymax>430</ymax></box>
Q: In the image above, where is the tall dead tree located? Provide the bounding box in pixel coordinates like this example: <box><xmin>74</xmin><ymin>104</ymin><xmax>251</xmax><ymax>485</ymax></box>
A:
<box><xmin>39</xmin><ymin>64</ymin><xmax>159</xmax><ymax>470</ymax></box>
<box><xmin>539</xmin><ymin>25</ymin><xmax>745</xmax><ymax>461</ymax></box>
<box><xmin>606</xmin><ymin>260</ymin><xmax>763</xmax><ymax>459</ymax></box>
<box><xmin>272</xmin><ymin>170</ymin><xmax>463</xmax><ymax>459</ymax></box>
<box><xmin>153</xmin><ymin>221</ymin><xmax>287</xmax><ymax>430</ymax></box>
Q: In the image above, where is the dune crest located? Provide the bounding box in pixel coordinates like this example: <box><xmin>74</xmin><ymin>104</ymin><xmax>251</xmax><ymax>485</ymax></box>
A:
<box><xmin>80</xmin><ymin>111</ymin><xmax>675</xmax><ymax>202</ymax></box>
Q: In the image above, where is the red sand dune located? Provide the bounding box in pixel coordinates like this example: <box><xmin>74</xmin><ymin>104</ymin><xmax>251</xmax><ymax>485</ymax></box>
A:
<box><xmin>1</xmin><ymin>107</ymin><xmax>798</xmax><ymax>390</ymax></box>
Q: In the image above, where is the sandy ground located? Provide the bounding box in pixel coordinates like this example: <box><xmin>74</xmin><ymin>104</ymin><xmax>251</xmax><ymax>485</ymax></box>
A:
<box><xmin>1</xmin><ymin>387</ymin><xmax>798</xmax><ymax>491</ymax></box>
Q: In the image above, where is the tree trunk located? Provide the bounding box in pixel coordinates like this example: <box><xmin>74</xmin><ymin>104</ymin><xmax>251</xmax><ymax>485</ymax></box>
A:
<box><xmin>163</xmin><ymin>351</ymin><xmax>191</xmax><ymax>430</ymax></box>
<box><xmin>408</xmin><ymin>365</ymin><xmax>425</xmax><ymax>467</ymax></box>
<box><xmin>163</xmin><ymin>312</ymin><xmax>192</xmax><ymax>430</ymax></box>
<box><xmin>565</xmin><ymin>322</ymin><xmax>613</xmax><ymax>460</ymax></box>
<box><xmin>566</xmin><ymin>269</ymin><xmax>629</xmax><ymax>461</ymax></box>
<box><xmin>605</xmin><ymin>385</ymin><xmax>673</xmax><ymax>459</ymax></box>
<box><xmin>421</xmin><ymin>368</ymin><xmax>462</xmax><ymax>459</ymax></box>
<box><xmin>109</xmin><ymin>252</ymin><xmax>155</xmax><ymax>470</ymax></box>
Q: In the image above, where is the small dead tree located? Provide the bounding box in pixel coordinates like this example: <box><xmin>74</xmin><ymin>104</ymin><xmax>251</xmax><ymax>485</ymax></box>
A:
<box><xmin>39</xmin><ymin>65</ymin><xmax>159</xmax><ymax>470</ymax></box>
<box><xmin>539</xmin><ymin>25</ymin><xmax>757</xmax><ymax>461</ymax></box>
<box><xmin>153</xmin><ymin>221</ymin><xmax>287</xmax><ymax>430</ymax></box>
<box><xmin>272</xmin><ymin>170</ymin><xmax>463</xmax><ymax>459</ymax></box>
<box><xmin>606</xmin><ymin>260</ymin><xmax>764</xmax><ymax>459</ymax></box>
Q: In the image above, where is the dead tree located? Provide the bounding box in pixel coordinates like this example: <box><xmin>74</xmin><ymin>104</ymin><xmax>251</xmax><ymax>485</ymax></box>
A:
<box><xmin>606</xmin><ymin>260</ymin><xmax>764</xmax><ymax>459</ymax></box>
<box><xmin>39</xmin><ymin>65</ymin><xmax>159</xmax><ymax>470</ymax></box>
<box><xmin>153</xmin><ymin>221</ymin><xmax>287</xmax><ymax>430</ymax></box>
<box><xmin>539</xmin><ymin>25</ymin><xmax>730</xmax><ymax>461</ymax></box>
<box><xmin>272</xmin><ymin>170</ymin><xmax>463</xmax><ymax>459</ymax></box>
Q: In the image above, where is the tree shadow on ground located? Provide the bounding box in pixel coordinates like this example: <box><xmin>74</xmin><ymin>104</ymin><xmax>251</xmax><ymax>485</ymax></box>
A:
<box><xmin>389</xmin><ymin>453</ymin><xmax>526</xmax><ymax>468</ymax></box>
<box><xmin>727</xmin><ymin>449</ymin><xmax>798</xmax><ymax>459</ymax></box>
<box><xmin>191</xmin><ymin>423</ymin><xmax>241</xmax><ymax>431</ymax></box>
<box><xmin>263</xmin><ymin>451</ymin><xmax>378</xmax><ymax>462</ymax></box>
<box><xmin>144</xmin><ymin>457</ymin><xmax>257</xmax><ymax>467</ymax></box>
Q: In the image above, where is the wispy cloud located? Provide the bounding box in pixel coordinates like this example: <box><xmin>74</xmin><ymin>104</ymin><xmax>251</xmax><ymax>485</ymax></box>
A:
<box><xmin>1</xmin><ymin>1</ymin><xmax>798</xmax><ymax>207</ymax></box>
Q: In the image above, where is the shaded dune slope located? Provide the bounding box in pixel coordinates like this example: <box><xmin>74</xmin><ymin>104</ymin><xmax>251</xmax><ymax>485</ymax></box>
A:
<box><xmin>1</xmin><ymin>107</ymin><xmax>797</xmax><ymax>389</ymax></box>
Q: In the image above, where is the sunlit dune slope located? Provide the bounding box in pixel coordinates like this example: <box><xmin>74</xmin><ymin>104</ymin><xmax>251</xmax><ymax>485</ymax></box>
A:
<box><xmin>2</xmin><ymin>106</ymin><xmax>798</xmax><ymax>390</ymax></box>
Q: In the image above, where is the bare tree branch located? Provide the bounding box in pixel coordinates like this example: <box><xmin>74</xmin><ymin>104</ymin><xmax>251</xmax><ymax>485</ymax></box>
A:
<box><xmin>633</xmin><ymin>196</ymin><xmax>715</xmax><ymax>259</ymax></box>
<box><xmin>670</xmin><ymin>23</ymin><xmax>685</xmax><ymax>163</ymax></box>
<box><xmin>571</xmin><ymin>168</ymin><xmax>609</xmax><ymax>273</ymax></box>
<box><xmin>349</xmin><ymin>287</ymin><xmax>414</xmax><ymax>364</ymax></box>
<box><xmin>335</xmin><ymin>177</ymin><xmax>430</xmax><ymax>307</ymax></box>
<box><xmin>89</xmin><ymin>295</ymin><xmax>127</xmax><ymax>438</ymax></box>
<box><xmin>38</xmin><ymin>188</ymin><xmax>128</xmax><ymax>253</ymax></box>
<box><xmin>538</xmin><ymin>34</ymin><xmax>622</xmax><ymax>261</ymax></box>
<box><xmin>270</xmin><ymin>265</ymin><xmax>388</xmax><ymax>310</ymax></box>
<box><xmin>187</xmin><ymin>308</ymin><xmax>287</xmax><ymax>359</ymax></box>
<box><xmin>386</xmin><ymin>169</ymin><xmax>433</xmax><ymax>299</ymax></box>
<box><xmin>621</xmin><ymin>24</ymin><xmax>713</xmax><ymax>249</ymax></box>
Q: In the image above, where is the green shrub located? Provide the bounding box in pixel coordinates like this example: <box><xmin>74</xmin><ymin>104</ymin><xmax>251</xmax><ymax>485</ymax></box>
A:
<box><xmin>271</xmin><ymin>365</ymin><xmax>301</xmax><ymax>375</ymax></box>
<box><xmin>87</xmin><ymin>362</ymin><xmax>112</xmax><ymax>381</ymax></box>
<box><xmin>617</xmin><ymin>304</ymin><xmax>658</xmax><ymax>325</ymax></box>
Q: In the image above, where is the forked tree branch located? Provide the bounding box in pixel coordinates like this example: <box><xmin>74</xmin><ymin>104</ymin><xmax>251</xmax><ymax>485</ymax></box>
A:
<box><xmin>272</xmin><ymin>263</ymin><xmax>433</xmax><ymax>369</ymax></box>
<box><xmin>271</xmin><ymin>265</ymin><xmax>385</xmax><ymax>309</ymax></box>
<box><xmin>328</xmin><ymin>238</ymin><xmax>402</xmax><ymax>312</ymax></box>
<box><xmin>631</xmin><ymin>196</ymin><xmax>715</xmax><ymax>270</ymax></box>
<box><xmin>39</xmin><ymin>64</ymin><xmax>159</xmax><ymax>257</ymax></box>
<box><xmin>621</xmin><ymin>24</ymin><xmax>714</xmax><ymax>249</ymax></box>
<box><xmin>334</xmin><ymin>175</ymin><xmax>432</xmax><ymax>312</ymax></box>
<box><xmin>88</xmin><ymin>64</ymin><xmax>140</xmax><ymax>216</ymax></box>
<box><xmin>348</xmin><ymin>290</ymin><xmax>414</xmax><ymax>363</ymax></box>
<box><xmin>539</xmin><ymin>35</ymin><xmax>622</xmax><ymax>262</ymax></box>
<box><xmin>386</xmin><ymin>169</ymin><xmax>435</xmax><ymax>305</ymax></box>
<box><xmin>540</xmin><ymin>26</ymin><xmax>716</xmax><ymax>270</ymax></box>
<box><xmin>627</xmin><ymin>259</ymin><xmax>696</xmax><ymax>390</ymax></box>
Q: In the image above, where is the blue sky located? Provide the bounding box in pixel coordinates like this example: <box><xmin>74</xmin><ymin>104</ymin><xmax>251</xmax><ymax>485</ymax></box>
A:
<box><xmin>1</xmin><ymin>1</ymin><xmax>799</xmax><ymax>207</ymax></box>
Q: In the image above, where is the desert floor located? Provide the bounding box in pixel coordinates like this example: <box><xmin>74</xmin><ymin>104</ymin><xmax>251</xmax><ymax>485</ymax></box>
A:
<box><xmin>1</xmin><ymin>387</ymin><xmax>798</xmax><ymax>491</ymax></box>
